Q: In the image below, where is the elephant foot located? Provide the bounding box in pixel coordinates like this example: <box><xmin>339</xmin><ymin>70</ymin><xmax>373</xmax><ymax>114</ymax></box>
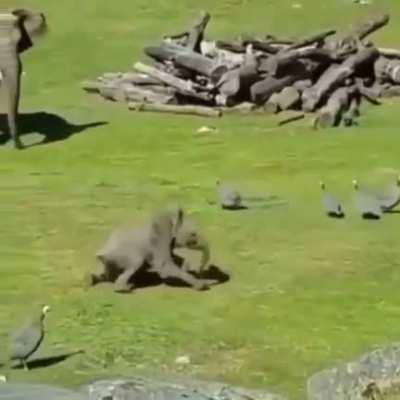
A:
<box><xmin>114</xmin><ymin>282</ymin><xmax>134</xmax><ymax>294</ymax></box>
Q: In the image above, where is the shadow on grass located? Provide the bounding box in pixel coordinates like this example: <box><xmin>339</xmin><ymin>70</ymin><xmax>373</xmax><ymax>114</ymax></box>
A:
<box><xmin>130</xmin><ymin>259</ymin><xmax>230</xmax><ymax>291</ymax></box>
<box><xmin>12</xmin><ymin>350</ymin><xmax>84</xmax><ymax>370</ymax></box>
<box><xmin>0</xmin><ymin>112</ymin><xmax>107</xmax><ymax>147</ymax></box>
<box><xmin>91</xmin><ymin>253</ymin><xmax>231</xmax><ymax>293</ymax></box>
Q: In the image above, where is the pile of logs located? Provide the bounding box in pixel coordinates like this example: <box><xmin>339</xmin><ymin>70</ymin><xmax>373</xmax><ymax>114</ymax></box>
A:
<box><xmin>82</xmin><ymin>12</ymin><xmax>400</xmax><ymax>127</ymax></box>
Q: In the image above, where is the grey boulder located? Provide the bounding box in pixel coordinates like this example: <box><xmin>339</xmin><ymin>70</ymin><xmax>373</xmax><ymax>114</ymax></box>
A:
<box><xmin>308</xmin><ymin>342</ymin><xmax>400</xmax><ymax>400</ymax></box>
<box><xmin>85</xmin><ymin>377</ymin><xmax>286</xmax><ymax>400</ymax></box>
<box><xmin>0</xmin><ymin>383</ymin><xmax>85</xmax><ymax>400</ymax></box>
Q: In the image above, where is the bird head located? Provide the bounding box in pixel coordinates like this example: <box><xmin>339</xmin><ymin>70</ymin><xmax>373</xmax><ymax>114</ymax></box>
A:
<box><xmin>41</xmin><ymin>305</ymin><xmax>51</xmax><ymax>318</ymax></box>
<box><xmin>352</xmin><ymin>179</ymin><xmax>359</xmax><ymax>190</ymax></box>
<box><xmin>319</xmin><ymin>181</ymin><xmax>325</xmax><ymax>190</ymax></box>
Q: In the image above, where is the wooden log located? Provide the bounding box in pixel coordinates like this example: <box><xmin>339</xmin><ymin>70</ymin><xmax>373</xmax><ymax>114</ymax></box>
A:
<box><xmin>374</xmin><ymin>57</ymin><xmax>400</xmax><ymax>84</ymax></box>
<box><xmin>163</xmin><ymin>11</ymin><xmax>210</xmax><ymax>50</ymax></box>
<box><xmin>380</xmin><ymin>85</ymin><xmax>400</xmax><ymax>98</ymax></box>
<box><xmin>276</xmin><ymin>86</ymin><xmax>301</xmax><ymax>110</ymax></box>
<box><xmin>241</xmin><ymin>39</ymin><xmax>279</xmax><ymax>54</ymax></box>
<box><xmin>349</xmin><ymin>14</ymin><xmax>389</xmax><ymax>42</ymax></box>
<box><xmin>120</xmin><ymin>73</ymin><xmax>162</xmax><ymax>86</ymax></box>
<box><xmin>98</xmin><ymin>83</ymin><xmax>177</xmax><ymax>104</ymax></box>
<box><xmin>128</xmin><ymin>102</ymin><xmax>221</xmax><ymax>117</ymax></box>
<box><xmin>222</xmin><ymin>102</ymin><xmax>257</xmax><ymax>114</ymax></box>
<box><xmin>263</xmin><ymin>92</ymin><xmax>280</xmax><ymax>114</ymax></box>
<box><xmin>355</xmin><ymin>79</ymin><xmax>380</xmax><ymax>105</ymax></box>
<box><xmin>213</xmin><ymin>49</ymin><xmax>245</xmax><ymax>69</ymax></box>
<box><xmin>277</xmin><ymin>111</ymin><xmax>305</xmax><ymax>126</ymax></box>
<box><xmin>101</xmin><ymin>72</ymin><xmax>123</xmax><ymax>80</ymax></box>
<box><xmin>251</xmin><ymin>75</ymin><xmax>300</xmax><ymax>105</ymax></box>
<box><xmin>146</xmin><ymin>43</ymin><xmax>225</xmax><ymax>80</ymax></box>
<box><xmin>342</xmin><ymin>97</ymin><xmax>360</xmax><ymax>127</ymax></box>
<box><xmin>302</xmin><ymin>47</ymin><xmax>379</xmax><ymax>111</ymax></box>
<box><xmin>216</xmin><ymin>40</ymin><xmax>246</xmax><ymax>53</ymax></box>
<box><xmin>133</xmin><ymin>62</ymin><xmax>213</xmax><ymax>102</ymax></box>
<box><xmin>293</xmin><ymin>79</ymin><xmax>312</xmax><ymax>92</ymax></box>
<box><xmin>124</xmin><ymin>85</ymin><xmax>177</xmax><ymax>104</ymax></box>
<box><xmin>144</xmin><ymin>43</ymin><xmax>182</xmax><ymax>62</ymax></box>
<box><xmin>315</xmin><ymin>87</ymin><xmax>354</xmax><ymax>128</ymax></box>
<box><xmin>379</xmin><ymin>48</ymin><xmax>400</xmax><ymax>59</ymax></box>
<box><xmin>258</xmin><ymin>47</ymin><xmax>335</xmax><ymax>76</ymax></box>
<box><xmin>81</xmin><ymin>80</ymin><xmax>104</xmax><ymax>93</ymax></box>
<box><xmin>286</xmin><ymin>29</ymin><xmax>336</xmax><ymax>51</ymax></box>
<box><xmin>328</xmin><ymin>14</ymin><xmax>390</xmax><ymax>52</ymax></box>
<box><xmin>216</xmin><ymin>63</ymin><xmax>260</xmax><ymax>103</ymax></box>
<box><xmin>200</xmin><ymin>40</ymin><xmax>217</xmax><ymax>57</ymax></box>
<box><xmin>99</xmin><ymin>85</ymin><xmax>127</xmax><ymax>103</ymax></box>
<box><xmin>174</xmin><ymin>52</ymin><xmax>228</xmax><ymax>82</ymax></box>
<box><xmin>187</xmin><ymin>11</ymin><xmax>211</xmax><ymax>52</ymax></box>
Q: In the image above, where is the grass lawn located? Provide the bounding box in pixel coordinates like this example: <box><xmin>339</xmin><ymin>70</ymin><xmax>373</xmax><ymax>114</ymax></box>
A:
<box><xmin>1</xmin><ymin>0</ymin><xmax>400</xmax><ymax>398</ymax></box>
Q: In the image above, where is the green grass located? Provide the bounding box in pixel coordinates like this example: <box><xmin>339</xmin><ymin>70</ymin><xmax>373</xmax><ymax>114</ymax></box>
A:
<box><xmin>1</xmin><ymin>0</ymin><xmax>400</xmax><ymax>399</ymax></box>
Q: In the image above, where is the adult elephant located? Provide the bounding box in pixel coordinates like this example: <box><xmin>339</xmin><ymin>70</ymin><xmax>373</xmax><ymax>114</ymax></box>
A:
<box><xmin>0</xmin><ymin>9</ymin><xmax>47</xmax><ymax>149</ymax></box>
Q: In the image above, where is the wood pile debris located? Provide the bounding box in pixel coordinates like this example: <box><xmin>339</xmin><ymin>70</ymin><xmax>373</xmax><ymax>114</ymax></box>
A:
<box><xmin>82</xmin><ymin>12</ymin><xmax>400</xmax><ymax>127</ymax></box>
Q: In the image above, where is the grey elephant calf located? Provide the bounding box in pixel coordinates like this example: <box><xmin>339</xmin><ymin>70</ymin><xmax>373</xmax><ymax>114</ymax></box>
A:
<box><xmin>88</xmin><ymin>207</ymin><xmax>214</xmax><ymax>293</ymax></box>
<box><xmin>0</xmin><ymin>9</ymin><xmax>47</xmax><ymax>149</ymax></box>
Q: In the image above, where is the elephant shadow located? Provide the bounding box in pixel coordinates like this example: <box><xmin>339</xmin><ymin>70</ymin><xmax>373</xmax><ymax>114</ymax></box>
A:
<box><xmin>0</xmin><ymin>112</ymin><xmax>107</xmax><ymax>147</ymax></box>
<box><xmin>129</xmin><ymin>254</ymin><xmax>231</xmax><ymax>291</ymax></box>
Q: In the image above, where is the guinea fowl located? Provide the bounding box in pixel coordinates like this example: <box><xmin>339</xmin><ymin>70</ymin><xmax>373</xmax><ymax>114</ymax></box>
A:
<box><xmin>352</xmin><ymin>179</ymin><xmax>382</xmax><ymax>220</ymax></box>
<box><xmin>10</xmin><ymin>305</ymin><xmax>50</xmax><ymax>370</ymax></box>
<box><xmin>319</xmin><ymin>181</ymin><xmax>345</xmax><ymax>218</ymax></box>
<box><xmin>216</xmin><ymin>180</ymin><xmax>246</xmax><ymax>210</ymax></box>
<box><xmin>376</xmin><ymin>175</ymin><xmax>400</xmax><ymax>212</ymax></box>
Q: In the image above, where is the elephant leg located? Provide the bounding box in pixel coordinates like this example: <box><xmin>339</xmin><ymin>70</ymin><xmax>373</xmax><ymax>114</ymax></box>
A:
<box><xmin>3</xmin><ymin>63</ymin><xmax>23</xmax><ymax>149</ymax></box>
<box><xmin>114</xmin><ymin>258</ymin><xmax>142</xmax><ymax>293</ymax></box>
<box><xmin>159</xmin><ymin>262</ymin><xmax>214</xmax><ymax>291</ymax></box>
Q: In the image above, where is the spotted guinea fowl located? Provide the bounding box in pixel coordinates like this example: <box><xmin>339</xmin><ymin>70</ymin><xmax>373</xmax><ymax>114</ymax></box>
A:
<box><xmin>319</xmin><ymin>181</ymin><xmax>345</xmax><ymax>218</ymax></box>
<box><xmin>216</xmin><ymin>180</ymin><xmax>246</xmax><ymax>210</ymax></box>
<box><xmin>376</xmin><ymin>175</ymin><xmax>400</xmax><ymax>212</ymax></box>
<box><xmin>352</xmin><ymin>179</ymin><xmax>382</xmax><ymax>219</ymax></box>
<box><xmin>10</xmin><ymin>305</ymin><xmax>51</xmax><ymax>370</ymax></box>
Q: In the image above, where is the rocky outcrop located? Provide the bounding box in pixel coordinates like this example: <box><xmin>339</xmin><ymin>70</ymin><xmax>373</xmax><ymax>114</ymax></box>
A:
<box><xmin>307</xmin><ymin>343</ymin><xmax>400</xmax><ymax>400</ymax></box>
<box><xmin>85</xmin><ymin>377</ymin><xmax>286</xmax><ymax>400</ymax></box>
<box><xmin>0</xmin><ymin>383</ymin><xmax>86</xmax><ymax>400</ymax></box>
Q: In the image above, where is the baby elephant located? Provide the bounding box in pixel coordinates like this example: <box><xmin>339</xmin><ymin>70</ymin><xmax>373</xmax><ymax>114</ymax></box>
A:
<box><xmin>88</xmin><ymin>207</ymin><xmax>214</xmax><ymax>293</ymax></box>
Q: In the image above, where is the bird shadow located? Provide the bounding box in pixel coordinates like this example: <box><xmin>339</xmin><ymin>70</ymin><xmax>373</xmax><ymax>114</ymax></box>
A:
<box><xmin>222</xmin><ymin>204</ymin><xmax>249</xmax><ymax>211</ymax></box>
<box><xmin>327</xmin><ymin>212</ymin><xmax>346</xmax><ymax>219</ymax></box>
<box><xmin>12</xmin><ymin>350</ymin><xmax>84</xmax><ymax>370</ymax></box>
<box><xmin>0</xmin><ymin>112</ymin><xmax>107</xmax><ymax>147</ymax></box>
<box><xmin>362</xmin><ymin>213</ymin><xmax>381</xmax><ymax>220</ymax></box>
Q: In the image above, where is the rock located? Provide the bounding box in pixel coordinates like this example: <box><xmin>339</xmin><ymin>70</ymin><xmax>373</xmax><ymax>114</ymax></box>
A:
<box><xmin>307</xmin><ymin>342</ymin><xmax>400</xmax><ymax>400</ymax></box>
<box><xmin>85</xmin><ymin>377</ymin><xmax>286</xmax><ymax>400</ymax></box>
<box><xmin>197</xmin><ymin>126</ymin><xmax>218</xmax><ymax>134</ymax></box>
<box><xmin>0</xmin><ymin>383</ymin><xmax>85</xmax><ymax>400</ymax></box>
<box><xmin>175</xmin><ymin>355</ymin><xmax>191</xmax><ymax>365</ymax></box>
